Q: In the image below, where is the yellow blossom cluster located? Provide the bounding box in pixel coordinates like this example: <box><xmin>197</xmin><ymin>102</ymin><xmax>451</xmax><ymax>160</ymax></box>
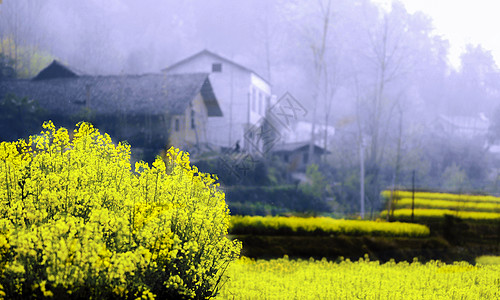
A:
<box><xmin>0</xmin><ymin>121</ymin><xmax>241</xmax><ymax>299</ymax></box>
<box><xmin>216</xmin><ymin>256</ymin><xmax>500</xmax><ymax>299</ymax></box>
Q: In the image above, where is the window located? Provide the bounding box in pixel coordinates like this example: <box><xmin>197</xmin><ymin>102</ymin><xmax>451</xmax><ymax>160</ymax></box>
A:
<box><xmin>259</xmin><ymin>93</ymin><xmax>263</xmax><ymax>115</ymax></box>
<box><xmin>303</xmin><ymin>152</ymin><xmax>309</xmax><ymax>164</ymax></box>
<box><xmin>212</xmin><ymin>63</ymin><xmax>222</xmax><ymax>72</ymax></box>
<box><xmin>251</xmin><ymin>88</ymin><xmax>256</xmax><ymax>111</ymax></box>
<box><xmin>175</xmin><ymin>118</ymin><xmax>180</xmax><ymax>131</ymax></box>
<box><xmin>191</xmin><ymin>110</ymin><xmax>196</xmax><ymax>129</ymax></box>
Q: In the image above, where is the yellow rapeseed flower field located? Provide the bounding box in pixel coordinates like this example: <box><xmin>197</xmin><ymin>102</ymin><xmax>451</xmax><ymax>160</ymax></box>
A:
<box><xmin>382</xmin><ymin>190</ymin><xmax>500</xmax><ymax>221</ymax></box>
<box><xmin>381</xmin><ymin>190</ymin><xmax>500</xmax><ymax>204</ymax></box>
<box><xmin>216</xmin><ymin>256</ymin><xmax>500</xmax><ymax>299</ymax></box>
<box><xmin>381</xmin><ymin>208</ymin><xmax>500</xmax><ymax>220</ymax></box>
<box><xmin>395</xmin><ymin>197</ymin><xmax>500</xmax><ymax>212</ymax></box>
<box><xmin>230</xmin><ymin>216</ymin><xmax>430</xmax><ymax>237</ymax></box>
<box><xmin>476</xmin><ymin>255</ymin><xmax>500</xmax><ymax>265</ymax></box>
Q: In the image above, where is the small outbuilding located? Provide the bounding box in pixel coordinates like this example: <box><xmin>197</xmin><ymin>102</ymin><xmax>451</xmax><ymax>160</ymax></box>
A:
<box><xmin>272</xmin><ymin>141</ymin><xmax>330</xmax><ymax>172</ymax></box>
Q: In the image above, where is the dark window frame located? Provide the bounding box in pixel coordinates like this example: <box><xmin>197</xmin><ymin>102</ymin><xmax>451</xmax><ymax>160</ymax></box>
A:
<box><xmin>175</xmin><ymin>118</ymin><xmax>180</xmax><ymax>131</ymax></box>
<box><xmin>212</xmin><ymin>63</ymin><xmax>222</xmax><ymax>72</ymax></box>
<box><xmin>191</xmin><ymin>110</ymin><xmax>196</xmax><ymax>129</ymax></box>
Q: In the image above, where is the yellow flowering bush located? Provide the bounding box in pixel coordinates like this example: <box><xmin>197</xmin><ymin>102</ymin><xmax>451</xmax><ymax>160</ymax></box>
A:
<box><xmin>0</xmin><ymin>121</ymin><xmax>241</xmax><ymax>299</ymax></box>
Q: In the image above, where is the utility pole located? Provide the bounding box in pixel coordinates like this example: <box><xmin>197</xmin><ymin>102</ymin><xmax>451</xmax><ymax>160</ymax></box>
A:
<box><xmin>308</xmin><ymin>0</ymin><xmax>331</xmax><ymax>167</ymax></box>
<box><xmin>246</xmin><ymin>90</ymin><xmax>251</xmax><ymax>153</ymax></box>
<box><xmin>360</xmin><ymin>137</ymin><xmax>365</xmax><ymax>219</ymax></box>
<box><xmin>411</xmin><ymin>170</ymin><xmax>415</xmax><ymax>222</ymax></box>
<box><xmin>229</xmin><ymin>64</ymin><xmax>234</xmax><ymax>146</ymax></box>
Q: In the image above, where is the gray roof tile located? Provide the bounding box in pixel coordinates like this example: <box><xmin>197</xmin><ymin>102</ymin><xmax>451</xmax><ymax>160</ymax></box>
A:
<box><xmin>0</xmin><ymin>73</ymin><xmax>222</xmax><ymax>117</ymax></box>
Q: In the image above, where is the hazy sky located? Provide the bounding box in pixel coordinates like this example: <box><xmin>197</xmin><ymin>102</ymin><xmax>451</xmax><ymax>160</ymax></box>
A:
<box><xmin>373</xmin><ymin>0</ymin><xmax>500</xmax><ymax>69</ymax></box>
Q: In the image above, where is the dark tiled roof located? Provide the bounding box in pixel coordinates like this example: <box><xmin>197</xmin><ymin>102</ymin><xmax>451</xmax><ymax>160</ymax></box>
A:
<box><xmin>272</xmin><ymin>141</ymin><xmax>329</xmax><ymax>154</ymax></box>
<box><xmin>32</xmin><ymin>60</ymin><xmax>81</xmax><ymax>80</ymax></box>
<box><xmin>0</xmin><ymin>73</ymin><xmax>222</xmax><ymax>117</ymax></box>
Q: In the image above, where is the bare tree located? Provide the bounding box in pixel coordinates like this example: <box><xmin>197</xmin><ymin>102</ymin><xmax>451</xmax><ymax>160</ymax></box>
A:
<box><xmin>350</xmin><ymin>2</ymin><xmax>432</xmax><ymax>215</ymax></box>
<box><xmin>277</xmin><ymin>0</ymin><xmax>337</xmax><ymax>161</ymax></box>
<box><xmin>321</xmin><ymin>33</ymin><xmax>345</xmax><ymax>160</ymax></box>
<box><xmin>306</xmin><ymin>0</ymin><xmax>333</xmax><ymax>166</ymax></box>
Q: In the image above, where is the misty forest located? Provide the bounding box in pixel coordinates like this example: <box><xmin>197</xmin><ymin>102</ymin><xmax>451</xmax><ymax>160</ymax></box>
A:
<box><xmin>0</xmin><ymin>0</ymin><xmax>499</xmax><ymax>299</ymax></box>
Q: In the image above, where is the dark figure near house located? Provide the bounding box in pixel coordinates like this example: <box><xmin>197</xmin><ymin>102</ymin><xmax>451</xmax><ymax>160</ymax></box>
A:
<box><xmin>235</xmin><ymin>140</ymin><xmax>240</xmax><ymax>152</ymax></box>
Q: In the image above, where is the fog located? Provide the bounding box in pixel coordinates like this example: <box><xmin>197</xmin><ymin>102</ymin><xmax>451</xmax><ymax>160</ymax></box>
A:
<box><xmin>2</xmin><ymin>0</ymin><xmax>500</xmax><ymax>214</ymax></box>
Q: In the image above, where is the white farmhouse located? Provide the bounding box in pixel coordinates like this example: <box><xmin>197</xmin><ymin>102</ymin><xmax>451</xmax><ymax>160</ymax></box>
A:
<box><xmin>163</xmin><ymin>49</ymin><xmax>272</xmax><ymax>152</ymax></box>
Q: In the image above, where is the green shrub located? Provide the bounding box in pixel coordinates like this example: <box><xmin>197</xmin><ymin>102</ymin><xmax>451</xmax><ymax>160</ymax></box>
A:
<box><xmin>0</xmin><ymin>121</ymin><xmax>241</xmax><ymax>299</ymax></box>
<box><xmin>225</xmin><ymin>185</ymin><xmax>330</xmax><ymax>214</ymax></box>
<box><xmin>226</xmin><ymin>202</ymin><xmax>289</xmax><ymax>216</ymax></box>
<box><xmin>0</xmin><ymin>93</ymin><xmax>46</xmax><ymax>141</ymax></box>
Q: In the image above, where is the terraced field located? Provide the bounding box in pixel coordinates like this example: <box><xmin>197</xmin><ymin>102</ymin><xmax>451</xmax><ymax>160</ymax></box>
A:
<box><xmin>381</xmin><ymin>190</ymin><xmax>500</xmax><ymax>221</ymax></box>
<box><xmin>230</xmin><ymin>215</ymin><xmax>430</xmax><ymax>237</ymax></box>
